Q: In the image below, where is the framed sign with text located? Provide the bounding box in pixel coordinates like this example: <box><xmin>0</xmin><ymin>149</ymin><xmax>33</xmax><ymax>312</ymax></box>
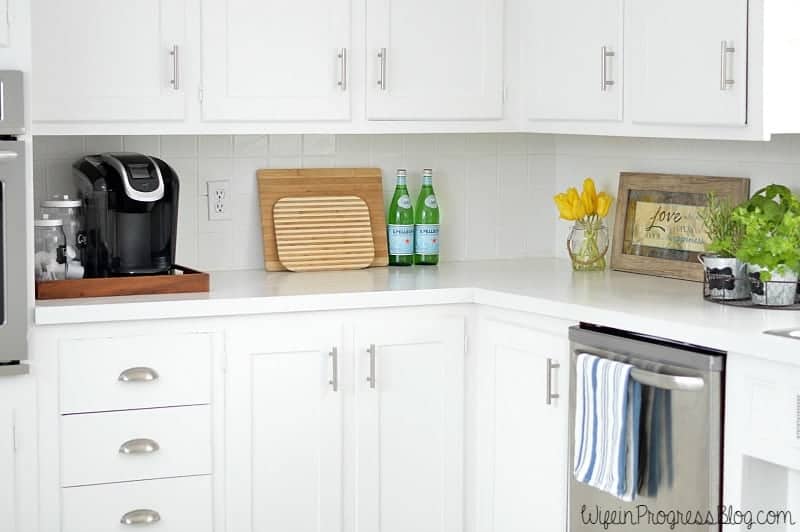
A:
<box><xmin>611</xmin><ymin>173</ymin><xmax>750</xmax><ymax>281</ymax></box>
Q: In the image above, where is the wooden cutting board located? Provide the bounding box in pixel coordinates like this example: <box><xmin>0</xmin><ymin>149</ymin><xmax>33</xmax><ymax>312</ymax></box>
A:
<box><xmin>258</xmin><ymin>168</ymin><xmax>389</xmax><ymax>271</ymax></box>
<box><xmin>273</xmin><ymin>196</ymin><xmax>375</xmax><ymax>272</ymax></box>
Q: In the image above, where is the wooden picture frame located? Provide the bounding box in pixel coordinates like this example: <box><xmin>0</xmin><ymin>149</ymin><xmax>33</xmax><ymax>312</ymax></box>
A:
<box><xmin>611</xmin><ymin>172</ymin><xmax>750</xmax><ymax>282</ymax></box>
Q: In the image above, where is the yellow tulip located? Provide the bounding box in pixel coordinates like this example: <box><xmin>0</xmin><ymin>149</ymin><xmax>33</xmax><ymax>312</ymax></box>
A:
<box><xmin>566</xmin><ymin>187</ymin><xmax>580</xmax><ymax>207</ymax></box>
<box><xmin>581</xmin><ymin>178</ymin><xmax>597</xmax><ymax>215</ymax></box>
<box><xmin>572</xmin><ymin>194</ymin><xmax>586</xmax><ymax>220</ymax></box>
<box><xmin>553</xmin><ymin>193</ymin><xmax>577</xmax><ymax>220</ymax></box>
<box><xmin>596</xmin><ymin>192</ymin><xmax>613</xmax><ymax>218</ymax></box>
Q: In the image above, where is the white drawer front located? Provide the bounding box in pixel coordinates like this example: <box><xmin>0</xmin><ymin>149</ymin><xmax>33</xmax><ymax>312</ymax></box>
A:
<box><xmin>62</xmin><ymin>475</ymin><xmax>212</xmax><ymax>532</ymax></box>
<box><xmin>61</xmin><ymin>405</ymin><xmax>211</xmax><ymax>487</ymax></box>
<box><xmin>59</xmin><ymin>333</ymin><xmax>213</xmax><ymax>414</ymax></box>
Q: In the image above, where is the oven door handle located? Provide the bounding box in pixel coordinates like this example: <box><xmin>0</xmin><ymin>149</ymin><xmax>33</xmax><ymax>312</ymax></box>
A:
<box><xmin>630</xmin><ymin>367</ymin><xmax>705</xmax><ymax>392</ymax></box>
<box><xmin>0</xmin><ymin>151</ymin><xmax>19</xmax><ymax>161</ymax></box>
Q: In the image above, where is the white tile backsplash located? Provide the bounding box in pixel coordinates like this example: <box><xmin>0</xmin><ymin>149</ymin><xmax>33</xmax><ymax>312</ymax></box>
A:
<box><xmin>34</xmin><ymin>132</ymin><xmax>800</xmax><ymax>271</ymax></box>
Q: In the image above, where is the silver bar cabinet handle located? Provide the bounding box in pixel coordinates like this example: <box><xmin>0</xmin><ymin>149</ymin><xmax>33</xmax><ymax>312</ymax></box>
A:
<box><xmin>377</xmin><ymin>48</ymin><xmax>387</xmax><ymax>91</ymax></box>
<box><xmin>121</xmin><ymin>509</ymin><xmax>161</xmax><ymax>526</ymax></box>
<box><xmin>601</xmin><ymin>46</ymin><xmax>615</xmax><ymax>92</ymax></box>
<box><xmin>118</xmin><ymin>438</ymin><xmax>160</xmax><ymax>455</ymax></box>
<box><xmin>366</xmin><ymin>344</ymin><xmax>376</xmax><ymax>389</ymax></box>
<box><xmin>329</xmin><ymin>347</ymin><xmax>339</xmax><ymax>392</ymax></box>
<box><xmin>170</xmin><ymin>44</ymin><xmax>180</xmax><ymax>90</ymax></box>
<box><xmin>118</xmin><ymin>367</ymin><xmax>159</xmax><ymax>382</ymax></box>
<box><xmin>337</xmin><ymin>48</ymin><xmax>347</xmax><ymax>91</ymax></box>
<box><xmin>546</xmin><ymin>358</ymin><xmax>560</xmax><ymax>405</ymax></box>
<box><xmin>719</xmin><ymin>40</ymin><xmax>735</xmax><ymax>90</ymax></box>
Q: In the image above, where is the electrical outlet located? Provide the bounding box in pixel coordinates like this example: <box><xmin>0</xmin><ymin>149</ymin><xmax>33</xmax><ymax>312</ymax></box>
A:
<box><xmin>207</xmin><ymin>180</ymin><xmax>231</xmax><ymax>221</ymax></box>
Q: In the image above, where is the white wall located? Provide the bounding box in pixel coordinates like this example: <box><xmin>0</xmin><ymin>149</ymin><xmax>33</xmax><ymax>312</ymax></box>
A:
<box><xmin>33</xmin><ymin>134</ymin><xmax>557</xmax><ymax>270</ymax></box>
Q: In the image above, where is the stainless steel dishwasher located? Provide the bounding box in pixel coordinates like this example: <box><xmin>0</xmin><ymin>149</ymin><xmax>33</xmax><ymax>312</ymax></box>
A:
<box><xmin>568</xmin><ymin>324</ymin><xmax>726</xmax><ymax>532</ymax></box>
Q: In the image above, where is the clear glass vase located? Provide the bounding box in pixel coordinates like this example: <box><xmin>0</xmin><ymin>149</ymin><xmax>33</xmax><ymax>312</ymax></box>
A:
<box><xmin>567</xmin><ymin>219</ymin><xmax>609</xmax><ymax>272</ymax></box>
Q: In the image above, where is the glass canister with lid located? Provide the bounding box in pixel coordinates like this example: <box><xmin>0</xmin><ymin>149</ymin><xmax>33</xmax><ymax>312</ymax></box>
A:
<box><xmin>40</xmin><ymin>195</ymin><xmax>85</xmax><ymax>279</ymax></box>
<box><xmin>34</xmin><ymin>214</ymin><xmax>68</xmax><ymax>281</ymax></box>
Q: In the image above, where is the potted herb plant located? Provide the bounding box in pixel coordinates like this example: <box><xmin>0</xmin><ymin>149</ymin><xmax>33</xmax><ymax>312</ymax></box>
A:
<box><xmin>699</xmin><ymin>193</ymin><xmax>748</xmax><ymax>300</ymax></box>
<box><xmin>732</xmin><ymin>185</ymin><xmax>800</xmax><ymax>306</ymax></box>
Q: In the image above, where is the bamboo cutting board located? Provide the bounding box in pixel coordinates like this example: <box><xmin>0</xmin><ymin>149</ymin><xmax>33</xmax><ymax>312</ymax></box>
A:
<box><xmin>258</xmin><ymin>168</ymin><xmax>389</xmax><ymax>271</ymax></box>
<box><xmin>273</xmin><ymin>196</ymin><xmax>375</xmax><ymax>272</ymax></box>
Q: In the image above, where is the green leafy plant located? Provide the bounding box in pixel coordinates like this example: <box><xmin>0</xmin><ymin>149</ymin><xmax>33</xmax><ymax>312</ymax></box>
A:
<box><xmin>732</xmin><ymin>184</ymin><xmax>800</xmax><ymax>279</ymax></box>
<box><xmin>699</xmin><ymin>193</ymin><xmax>743</xmax><ymax>257</ymax></box>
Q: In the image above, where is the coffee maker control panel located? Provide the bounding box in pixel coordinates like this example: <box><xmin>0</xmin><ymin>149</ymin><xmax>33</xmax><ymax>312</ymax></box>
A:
<box><xmin>128</xmin><ymin>164</ymin><xmax>160</xmax><ymax>193</ymax></box>
<box><xmin>101</xmin><ymin>153</ymin><xmax>165</xmax><ymax>203</ymax></box>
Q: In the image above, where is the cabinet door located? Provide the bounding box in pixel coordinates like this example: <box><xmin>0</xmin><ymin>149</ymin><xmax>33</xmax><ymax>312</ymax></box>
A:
<box><xmin>202</xmin><ymin>0</ymin><xmax>351</xmax><ymax>121</ymax></box>
<box><xmin>32</xmin><ymin>0</ymin><xmax>186</xmax><ymax>122</ymax></box>
<box><xmin>355</xmin><ymin>316</ymin><xmax>465</xmax><ymax>532</ymax></box>
<box><xmin>0</xmin><ymin>394</ymin><xmax>16</xmax><ymax>532</ymax></box>
<box><xmin>225</xmin><ymin>318</ymin><xmax>344</xmax><ymax>532</ymax></box>
<box><xmin>475</xmin><ymin>320</ymin><xmax>568</xmax><ymax>532</ymax></box>
<box><xmin>524</xmin><ymin>0</ymin><xmax>622</xmax><ymax>122</ymax></box>
<box><xmin>366</xmin><ymin>0</ymin><xmax>504</xmax><ymax>121</ymax></box>
<box><xmin>630</xmin><ymin>0</ymin><xmax>748</xmax><ymax>126</ymax></box>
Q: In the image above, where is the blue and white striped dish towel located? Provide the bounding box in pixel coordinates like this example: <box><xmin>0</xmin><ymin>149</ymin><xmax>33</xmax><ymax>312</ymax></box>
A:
<box><xmin>573</xmin><ymin>353</ymin><xmax>642</xmax><ymax>501</ymax></box>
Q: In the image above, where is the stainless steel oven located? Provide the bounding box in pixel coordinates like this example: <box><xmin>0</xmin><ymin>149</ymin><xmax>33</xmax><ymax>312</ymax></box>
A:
<box><xmin>568</xmin><ymin>324</ymin><xmax>725</xmax><ymax>532</ymax></box>
<box><xmin>0</xmin><ymin>70</ymin><xmax>28</xmax><ymax>376</ymax></box>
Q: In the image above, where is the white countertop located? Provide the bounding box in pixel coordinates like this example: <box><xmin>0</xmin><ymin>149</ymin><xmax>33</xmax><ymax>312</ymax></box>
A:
<box><xmin>35</xmin><ymin>259</ymin><xmax>800</xmax><ymax>365</ymax></box>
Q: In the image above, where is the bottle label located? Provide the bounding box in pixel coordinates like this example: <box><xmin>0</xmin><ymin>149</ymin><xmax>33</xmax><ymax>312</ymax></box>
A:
<box><xmin>415</xmin><ymin>224</ymin><xmax>440</xmax><ymax>255</ymax></box>
<box><xmin>388</xmin><ymin>224</ymin><xmax>414</xmax><ymax>255</ymax></box>
<box><xmin>397</xmin><ymin>194</ymin><xmax>412</xmax><ymax>209</ymax></box>
<box><xmin>424</xmin><ymin>195</ymin><xmax>438</xmax><ymax>209</ymax></box>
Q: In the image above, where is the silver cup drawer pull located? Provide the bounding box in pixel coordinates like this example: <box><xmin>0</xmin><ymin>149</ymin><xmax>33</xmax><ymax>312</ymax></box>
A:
<box><xmin>118</xmin><ymin>367</ymin><xmax>160</xmax><ymax>383</ymax></box>
<box><xmin>120</xmin><ymin>509</ymin><xmax>161</xmax><ymax>526</ymax></box>
<box><xmin>119</xmin><ymin>438</ymin><xmax>160</xmax><ymax>455</ymax></box>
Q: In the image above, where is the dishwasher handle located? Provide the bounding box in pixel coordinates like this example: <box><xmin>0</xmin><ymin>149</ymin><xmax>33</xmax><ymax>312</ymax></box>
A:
<box><xmin>578</xmin><ymin>350</ymin><xmax>705</xmax><ymax>392</ymax></box>
<box><xmin>630</xmin><ymin>367</ymin><xmax>705</xmax><ymax>392</ymax></box>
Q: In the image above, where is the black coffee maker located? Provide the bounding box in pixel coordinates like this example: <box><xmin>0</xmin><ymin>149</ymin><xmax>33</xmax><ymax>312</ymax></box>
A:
<box><xmin>74</xmin><ymin>153</ymin><xmax>179</xmax><ymax>277</ymax></box>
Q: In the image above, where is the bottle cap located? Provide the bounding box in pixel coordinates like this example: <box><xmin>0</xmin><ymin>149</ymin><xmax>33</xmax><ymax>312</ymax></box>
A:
<box><xmin>423</xmin><ymin>169</ymin><xmax>433</xmax><ymax>176</ymax></box>
<box><xmin>396</xmin><ymin>169</ymin><xmax>407</xmax><ymax>177</ymax></box>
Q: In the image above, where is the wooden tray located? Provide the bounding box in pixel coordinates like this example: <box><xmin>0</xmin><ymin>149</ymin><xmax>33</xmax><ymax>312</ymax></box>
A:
<box><xmin>257</xmin><ymin>168</ymin><xmax>388</xmax><ymax>271</ymax></box>
<box><xmin>273</xmin><ymin>196</ymin><xmax>375</xmax><ymax>272</ymax></box>
<box><xmin>35</xmin><ymin>266</ymin><xmax>209</xmax><ymax>300</ymax></box>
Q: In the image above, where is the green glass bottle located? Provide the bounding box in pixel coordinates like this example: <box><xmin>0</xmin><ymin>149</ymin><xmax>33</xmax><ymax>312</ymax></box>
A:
<box><xmin>414</xmin><ymin>169</ymin><xmax>440</xmax><ymax>265</ymax></box>
<box><xmin>387</xmin><ymin>169</ymin><xmax>414</xmax><ymax>266</ymax></box>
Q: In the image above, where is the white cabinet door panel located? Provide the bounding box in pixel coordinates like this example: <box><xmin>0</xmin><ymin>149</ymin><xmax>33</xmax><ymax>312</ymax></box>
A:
<box><xmin>355</xmin><ymin>316</ymin><xmax>465</xmax><ymax>532</ymax></box>
<box><xmin>630</xmin><ymin>0</ymin><xmax>748</xmax><ymax>126</ymax></box>
<box><xmin>225</xmin><ymin>318</ymin><xmax>344</xmax><ymax>532</ymax></box>
<box><xmin>202</xmin><ymin>0</ymin><xmax>351</xmax><ymax>121</ymax></box>
<box><xmin>525</xmin><ymin>0</ymin><xmax>622</xmax><ymax>122</ymax></box>
<box><xmin>366</xmin><ymin>0</ymin><xmax>503</xmax><ymax>120</ymax></box>
<box><xmin>0</xmin><ymin>402</ymin><xmax>15</xmax><ymax>532</ymax></box>
<box><xmin>476</xmin><ymin>320</ymin><xmax>568</xmax><ymax>532</ymax></box>
<box><xmin>32</xmin><ymin>0</ymin><xmax>186</xmax><ymax>122</ymax></box>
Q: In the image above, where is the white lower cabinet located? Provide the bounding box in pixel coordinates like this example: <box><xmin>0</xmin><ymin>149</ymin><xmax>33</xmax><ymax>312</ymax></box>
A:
<box><xmin>0</xmin><ymin>376</ymin><xmax>36</xmax><ymax>532</ymax></box>
<box><xmin>61</xmin><ymin>476</ymin><xmax>212</xmax><ymax>532</ymax></box>
<box><xmin>354</xmin><ymin>316</ymin><xmax>465</xmax><ymax>532</ymax></box>
<box><xmin>475</xmin><ymin>317</ymin><xmax>569</xmax><ymax>532</ymax></box>
<box><xmin>225</xmin><ymin>317</ymin><xmax>345</xmax><ymax>532</ymax></box>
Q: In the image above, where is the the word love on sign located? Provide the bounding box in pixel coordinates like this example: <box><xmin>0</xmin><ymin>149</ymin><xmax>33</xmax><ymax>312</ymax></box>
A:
<box><xmin>630</xmin><ymin>201</ymin><xmax>709</xmax><ymax>252</ymax></box>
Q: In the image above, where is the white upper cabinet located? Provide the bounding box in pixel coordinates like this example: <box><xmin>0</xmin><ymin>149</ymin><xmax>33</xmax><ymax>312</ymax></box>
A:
<box><xmin>630</xmin><ymin>0</ymin><xmax>748</xmax><ymax>126</ymax></box>
<box><xmin>355</xmin><ymin>316</ymin><xmax>465</xmax><ymax>532</ymax></box>
<box><xmin>32</xmin><ymin>0</ymin><xmax>187</xmax><ymax>122</ymax></box>
<box><xmin>225</xmin><ymin>318</ymin><xmax>344</xmax><ymax>532</ymax></box>
<box><xmin>365</xmin><ymin>0</ymin><xmax>504</xmax><ymax>121</ymax></box>
<box><xmin>524</xmin><ymin>0</ymin><xmax>622</xmax><ymax>122</ymax></box>
<box><xmin>201</xmin><ymin>0</ymin><xmax>351</xmax><ymax>121</ymax></box>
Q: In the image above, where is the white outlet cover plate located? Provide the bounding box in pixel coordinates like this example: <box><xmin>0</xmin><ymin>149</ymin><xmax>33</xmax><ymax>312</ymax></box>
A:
<box><xmin>207</xmin><ymin>180</ymin><xmax>231</xmax><ymax>221</ymax></box>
